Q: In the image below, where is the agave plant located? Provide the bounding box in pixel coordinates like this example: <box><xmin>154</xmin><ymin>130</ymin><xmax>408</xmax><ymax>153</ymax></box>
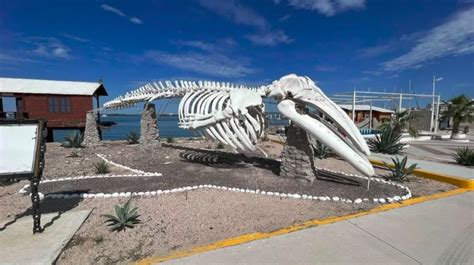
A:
<box><xmin>379</xmin><ymin>109</ymin><xmax>418</xmax><ymax>137</ymax></box>
<box><xmin>94</xmin><ymin>160</ymin><xmax>110</xmax><ymax>174</ymax></box>
<box><xmin>166</xmin><ymin>136</ymin><xmax>174</xmax><ymax>143</ymax></box>
<box><xmin>61</xmin><ymin>132</ymin><xmax>83</xmax><ymax>148</ymax></box>
<box><xmin>103</xmin><ymin>199</ymin><xmax>141</xmax><ymax>232</ymax></box>
<box><xmin>126</xmin><ymin>131</ymin><xmax>140</xmax><ymax>144</ymax></box>
<box><xmin>368</xmin><ymin>126</ymin><xmax>404</xmax><ymax>154</ymax></box>
<box><xmin>384</xmin><ymin>156</ymin><xmax>417</xmax><ymax>182</ymax></box>
<box><xmin>313</xmin><ymin>141</ymin><xmax>331</xmax><ymax>159</ymax></box>
<box><xmin>452</xmin><ymin>147</ymin><xmax>474</xmax><ymax>166</ymax></box>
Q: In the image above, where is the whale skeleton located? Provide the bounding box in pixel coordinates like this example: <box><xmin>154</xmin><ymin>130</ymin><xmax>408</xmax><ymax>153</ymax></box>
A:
<box><xmin>103</xmin><ymin>74</ymin><xmax>374</xmax><ymax>177</ymax></box>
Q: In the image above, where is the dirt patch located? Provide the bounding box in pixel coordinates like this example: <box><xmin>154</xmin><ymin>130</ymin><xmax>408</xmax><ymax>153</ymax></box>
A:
<box><xmin>0</xmin><ymin>140</ymin><xmax>457</xmax><ymax>264</ymax></box>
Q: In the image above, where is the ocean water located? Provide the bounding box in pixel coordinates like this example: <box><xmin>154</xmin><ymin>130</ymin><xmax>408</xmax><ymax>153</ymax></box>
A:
<box><xmin>53</xmin><ymin>115</ymin><xmax>289</xmax><ymax>142</ymax></box>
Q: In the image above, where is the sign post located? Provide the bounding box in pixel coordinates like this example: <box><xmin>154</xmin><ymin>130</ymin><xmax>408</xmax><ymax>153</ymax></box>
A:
<box><xmin>0</xmin><ymin>120</ymin><xmax>47</xmax><ymax>233</ymax></box>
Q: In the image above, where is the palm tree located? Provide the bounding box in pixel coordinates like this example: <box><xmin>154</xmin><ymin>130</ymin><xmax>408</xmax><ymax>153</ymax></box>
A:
<box><xmin>379</xmin><ymin>109</ymin><xmax>418</xmax><ymax>137</ymax></box>
<box><xmin>441</xmin><ymin>94</ymin><xmax>474</xmax><ymax>139</ymax></box>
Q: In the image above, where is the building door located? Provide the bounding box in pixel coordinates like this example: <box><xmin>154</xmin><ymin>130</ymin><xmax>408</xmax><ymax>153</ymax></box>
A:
<box><xmin>15</xmin><ymin>97</ymin><xmax>25</xmax><ymax>118</ymax></box>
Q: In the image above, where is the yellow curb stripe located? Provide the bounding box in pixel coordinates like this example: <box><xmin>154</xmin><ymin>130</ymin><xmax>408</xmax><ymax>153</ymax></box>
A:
<box><xmin>135</xmin><ymin>188</ymin><xmax>468</xmax><ymax>265</ymax></box>
<box><xmin>369</xmin><ymin>159</ymin><xmax>474</xmax><ymax>190</ymax></box>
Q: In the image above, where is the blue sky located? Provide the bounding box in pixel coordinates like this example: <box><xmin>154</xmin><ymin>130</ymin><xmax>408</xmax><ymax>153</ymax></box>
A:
<box><xmin>1</xmin><ymin>0</ymin><xmax>473</xmax><ymax>113</ymax></box>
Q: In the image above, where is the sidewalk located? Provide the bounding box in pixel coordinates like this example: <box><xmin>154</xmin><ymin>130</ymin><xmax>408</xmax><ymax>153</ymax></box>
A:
<box><xmin>163</xmin><ymin>191</ymin><xmax>474</xmax><ymax>265</ymax></box>
<box><xmin>369</xmin><ymin>153</ymin><xmax>474</xmax><ymax>180</ymax></box>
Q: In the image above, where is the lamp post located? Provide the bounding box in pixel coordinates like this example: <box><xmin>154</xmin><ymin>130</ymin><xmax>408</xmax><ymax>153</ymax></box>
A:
<box><xmin>430</xmin><ymin>76</ymin><xmax>443</xmax><ymax>132</ymax></box>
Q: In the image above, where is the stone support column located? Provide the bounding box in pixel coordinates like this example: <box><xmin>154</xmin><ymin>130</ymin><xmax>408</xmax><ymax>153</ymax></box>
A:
<box><xmin>83</xmin><ymin>110</ymin><xmax>100</xmax><ymax>146</ymax></box>
<box><xmin>279</xmin><ymin>104</ymin><xmax>316</xmax><ymax>183</ymax></box>
<box><xmin>140</xmin><ymin>103</ymin><xmax>159</xmax><ymax>144</ymax></box>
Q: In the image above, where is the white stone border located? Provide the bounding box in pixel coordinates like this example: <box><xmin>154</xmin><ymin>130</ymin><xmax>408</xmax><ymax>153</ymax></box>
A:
<box><xmin>21</xmin><ymin>175</ymin><xmax>411</xmax><ymax>205</ymax></box>
<box><xmin>96</xmin><ymin>153</ymin><xmax>160</xmax><ymax>175</ymax></box>
<box><xmin>20</xmin><ymin>155</ymin><xmax>411</xmax><ymax>204</ymax></box>
<box><xmin>314</xmin><ymin>166</ymin><xmax>412</xmax><ymax>203</ymax></box>
<box><xmin>18</xmin><ymin>173</ymin><xmax>163</xmax><ymax>195</ymax></box>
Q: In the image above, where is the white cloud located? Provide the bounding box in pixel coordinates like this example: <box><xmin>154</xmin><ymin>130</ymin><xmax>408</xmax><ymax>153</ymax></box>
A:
<box><xmin>0</xmin><ymin>53</ymin><xmax>39</xmax><ymax>64</ymax></box>
<box><xmin>358</xmin><ymin>43</ymin><xmax>396</xmax><ymax>58</ymax></box>
<box><xmin>142</xmin><ymin>50</ymin><xmax>255</xmax><ymax>78</ymax></box>
<box><xmin>129</xmin><ymin>17</ymin><xmax>143</xmax><ymax>24</ymax></box>
<box><xmin>197</xmin><ymin>0</ymin><xmax>267</xmax><ymax>29</ymax></box>
<box><xmin>246</xmin><ymin>30</ymin><xmax>293</xmax><ymax>46</ymax></box>
<box><xmin>176</xmin><ymin>38</ymin><xmax>237</xmax><ymax>53</ymax></box>
<box><xmin>101</xmin><ymin>4</ymin><xmax>126</xmax><ymax>17</ymax></box>
<box><xmin>100</xmin><ymin>4</ymin><xmax>143</xmax><ymax>24</ymax></box>
<box><xmin>383</xmin><ymin>6</ymin><xmax>474</xmax><ymax>71</ymax></box>
<box><xmin>197</xmin><ymin>0</ymin><xmax>291</xmax><ymax>46</ymax></box>
<box><xmin>62</xmin><ymin>33</ymin><xmax>90</xmax><ymax>43</ymax></box>
<box><xmin>279</xmin><ymin>14</ymin><xmax>291</xmax><ymax>22</ymax></box>
<box><xmin>28</xmin><ymin>37</ymin><xmax>71</xmax><ymax>59</ymax></box>
<box><xmin>285</xmin><ymin>0</ymin><xmax>366</xmax><ymax>16</ymax></box>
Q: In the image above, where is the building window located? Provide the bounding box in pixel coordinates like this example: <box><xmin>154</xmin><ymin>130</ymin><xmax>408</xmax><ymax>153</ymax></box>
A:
<box><xmin>48</xmin><ymin>97</ymin><xmax>71</xmax><ymax>113</ymax></box>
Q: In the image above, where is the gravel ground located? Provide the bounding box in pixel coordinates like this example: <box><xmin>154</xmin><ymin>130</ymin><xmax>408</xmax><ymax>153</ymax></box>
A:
<box><xmin>0</xmin><ymin>139</ymin><xmax>456</xmax><ymax>264</ymax></box>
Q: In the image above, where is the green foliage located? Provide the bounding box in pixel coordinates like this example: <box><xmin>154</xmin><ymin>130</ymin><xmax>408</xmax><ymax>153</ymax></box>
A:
<box><xmin>313</xmin><ymin>141</ymin><xmax>331</xmax><ymax>159</ymax></box>
<box><xmin>94</xmin><ymin>160</ymin><xmax>110</xmax><ymax>174</ymax></box>
<box><xmin>61</xmin><ymin>132</ymin><xmax>83</xmax><ymax>148</ymax></box>
<box><xmin>453</xmin><ymin>147</ymin><xmax>474</xmax><ymax>166</ymax></box>
<box><xmin>166</xmin><ymin>136</ymin><xmax>174</xmax><ymax>143</ymax></box>
<box><xmin>384</xmin><ymin>156</ymin><xmax>417</xmax><ymax>182</ymax></box>
<box><xmin>379</xmin><ymin>109</ymin><xmax>418</xmax><ymax>137</ymax></box>
<box><xmin>216</xmin><ymin>142</ymin><xmax>225</xmax><ymax>149</ymax></box>
<box><xmin>68</xmin><ymin>151</ymin><xmax>80</xmax><ymax>158</ymax></box>
<box><xmin>103</xmin><ymin>199</ymin><xmax>141</xmax><ymax>232</ymax></box>
<box><xmin>463</xmin><ymin>126</ymin><xmax>469</xmax><ymax>134</ymax></box>
<box><xmin>441</xmin><ymin>94</ymin><xmax>474</xmax><ymax>137</ymax></box>
<box><xmin>126</xmin><ymin>131</ymin><xmax>139</xmax><ymax>144</ymax></box>
<box><xmin>368</xmin><ymin>126</ymin><xmax>404</xmax><ymax>154</ymax></box>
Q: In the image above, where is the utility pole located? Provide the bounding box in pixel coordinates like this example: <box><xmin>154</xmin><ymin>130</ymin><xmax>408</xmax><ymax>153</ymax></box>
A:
<box><xmin>430</xmin><ymin>76</ymin><xmax>443</xmax><ymax>133</ymax></box>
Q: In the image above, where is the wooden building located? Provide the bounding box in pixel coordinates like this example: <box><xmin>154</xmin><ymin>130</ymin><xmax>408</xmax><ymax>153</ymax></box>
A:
<box><xmin>338</xmin><ymin>104</ymin><xmax>394</xmax><ymax>127</ymax></box>
<box><xmin>0</xmin><ymin>77</ymin><xmax>108</xmax><ymax>141</ymax></box>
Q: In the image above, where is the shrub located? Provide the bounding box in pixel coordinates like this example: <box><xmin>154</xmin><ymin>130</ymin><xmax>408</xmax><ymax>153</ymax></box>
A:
<box><xmin>61</xmin><ymin>132</ymin><xmax>83</xmax><ymax>148</ymax></box>
<box><xmin>94</xmin><ymin>160</ymin><xmax>110</xmax><ymax>174</ymax></box>
<box><xmin>368</xmin><ymin>126</ymin><xmax>404</xmax><ymax>154</ymax></box>
<box><xmin>384</xmin><ymin>156</ymin><xmax>417</xmax><ymax>182</ymax></box>
<box><xmin>166</xmin><ymin>136</ymin><xmax>174</xmax><ymax>143</ymax></box>
<box><xmin>103</xmin><ymin>199</ymin><xmax>141</xmax><ymax>232</ymax></box>
<box><xmin>216</xmin><ymin>142</ymin><xmax>225</xmax><ymax>149</ymax></box>
<box><xmin>313</xmin><ymin>141</ymin><xmax>330</xmax><ymax>159</ymax></box>
<box><xmin>463</xmin><ymin>126</ymin><xmax>470</xmax><ymax>134</ymax></box>
<box><xmin>126</xmin><ymin>131</ymin><xmax>139</xmax><ymax>144</ymax></box>
<box><xmin>453</xmin><ymin>147</ymin><xmax>474</xmax><ymax>166</ymax></box>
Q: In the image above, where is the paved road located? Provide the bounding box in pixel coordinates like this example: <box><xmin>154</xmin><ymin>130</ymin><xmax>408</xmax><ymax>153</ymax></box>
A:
<box><xmin>164</xmin><ymin>192</ymin><xmax>474</xmax><ymax>265</ymax></box>
<box><xmin>370</xmin><ymin>153</ymin><xmax>474</xmax><ymax>180</ymax></box>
